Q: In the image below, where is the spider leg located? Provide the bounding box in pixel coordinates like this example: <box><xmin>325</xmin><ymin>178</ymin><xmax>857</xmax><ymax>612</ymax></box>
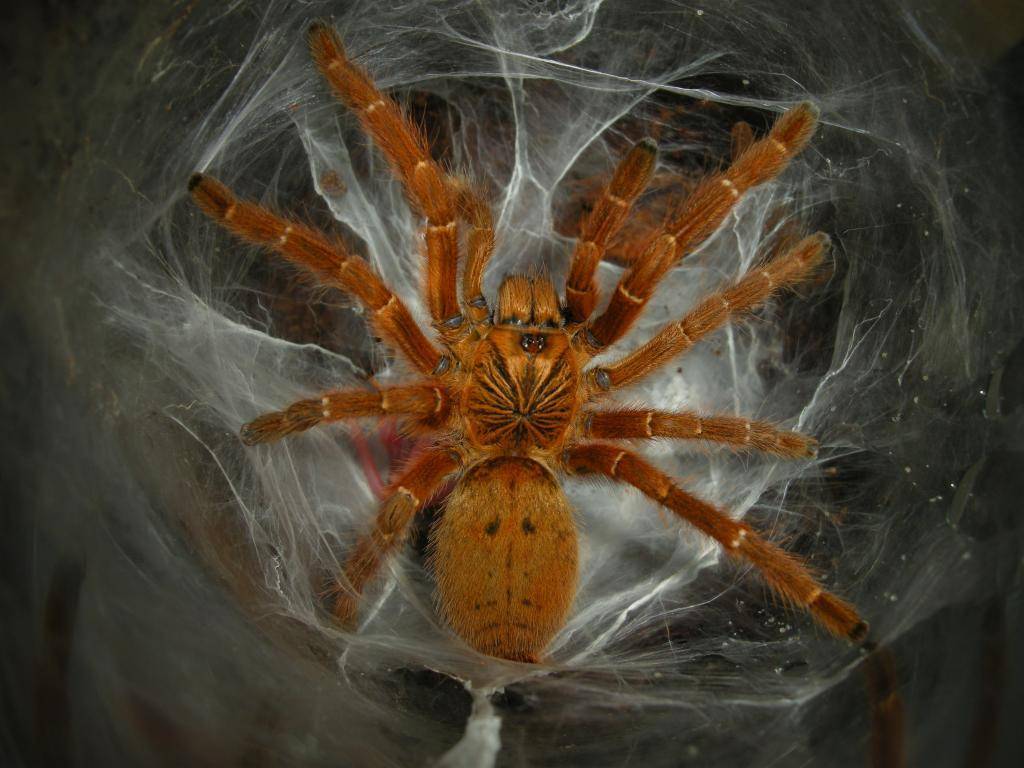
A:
<box><xmin>451</xmin><ymin>177</ymin><xmax>497</xmax><ymax>324</ymax></box>
<box><xmin>565</xmin><ymin>139</ymin><xmax>658</xmax><ymax>324</ymax></box>
<box><xmin>730</xmin><ymin>120</ymin><xmax>755</xmax><ymax>160</ymax></box>
<box><xmin>589</xmin><ymin>232</ymin><xmax>827</xmax><ymax>393</ymax></box>
<box><xmin>864</xmin><ymin>644</ymin><xmax>906</xmax><ymax>768</ymax></box>
<box><xmin>189</xmin><ymin>174</ymin><xmax>446</xmax><ymax>375</ymax></box>
<box><xmin>584</xmin><ymin>103</ymin><xmax>819</xmax><ymax>351</ymax></box>
<box><xmin>331</xmin><ymin>446</ymin><xmax>461</xmax><ymax>626</ymax></box>
<box><xmin>565</xmin><ymin>442</ymin><xmax>867</xmax><ymax>642</ymax></box>
<box><xmin>583</xmin><ymin>408</ymin><xmax>816</xmax><ymax>458</ymax></box>
<box><xmin>240</xmin><ymin>383</ymin><xmax>449</xmax><ymax>445</ymax></box>
<box><xmin>309</xmin><ymin>23</ymin><xmax>461</xmax><ymax>328</ymax></box>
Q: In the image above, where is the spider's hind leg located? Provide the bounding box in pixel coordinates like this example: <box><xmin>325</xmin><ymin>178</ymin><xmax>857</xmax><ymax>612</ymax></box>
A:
<box><xmin>330</xmin><ymin>446</ymin><xmax>460</xmax><ymax>626</ymax></box>
<box><xmin>565</xmin><ymin>443</ymin><xmax>867</xmax><ymax>643</ymax></box>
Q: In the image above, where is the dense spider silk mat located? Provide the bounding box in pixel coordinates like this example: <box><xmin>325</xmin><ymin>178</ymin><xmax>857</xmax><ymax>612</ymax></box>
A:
<box><xmin>4</xmin><ymin>0</ymin><xmax>1023</xmax><ymax>765</ymax></box>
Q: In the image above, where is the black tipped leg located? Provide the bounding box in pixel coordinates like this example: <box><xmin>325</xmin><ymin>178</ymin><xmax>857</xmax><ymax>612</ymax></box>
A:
<box><xmin>848</xmin><ymin>619</ymin><xmax>870</xmax><ymax>646</ymax></box>
<box><xmin>637</xmin><ymin>137</ymin><xmax>658</xmax><ymax>154</ymax></box>
<box><xmin>857</xmin><ymin>629</ymin><xmax>877</xmax><ymax>653</ymax></box>
<box><xmin>307</xmin><ymin>20</ymin><xmax>331</xmax><ymax>40</ymax></box>
<box><xmin>797</xmin><ymin>100</ymin><xmax>822</xmax><ymax>120</ymax></box>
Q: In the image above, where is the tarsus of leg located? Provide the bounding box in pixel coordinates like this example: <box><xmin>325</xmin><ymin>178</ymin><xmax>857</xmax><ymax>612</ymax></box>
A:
<box><xmin>189</xmin><ymin>173</ymin><xmax>444</xmax><ymax>375</ymax></box>
<box><xmin>565</xmin><ymin>443</ymin><xmax>867</xmax><ymax>643</ymax></box>
<box><xmin>585</xmin><ymin>103</ymin><xmax>819</xmax><ymax>350</ymax></box>
<box><xmin>591</xmin><ymin>232</ymin><xmax>827</xmax><ymax>393</ymax></box>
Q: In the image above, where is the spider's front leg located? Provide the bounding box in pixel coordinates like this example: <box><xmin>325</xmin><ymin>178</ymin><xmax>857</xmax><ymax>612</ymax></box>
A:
<box><xmin>590</xmin><ymin>232</ymin><xmax>827</xmax><ymax>393</ymax></box>
<box><xmin>565</xmin><ymin>139</ymin><xmax>658</xmax><ymax>324</ymax></box>
<box><xmin>331</xmin><ymin>446</ymin><xmax>461</xmax><ymax>626</ymax></box>
<box><xmin>585</xmin><ymin>103</ymin><xmax>819</xmax><ymax>351</ymax></box>
<box><xmin>565</xmin><ymin>443</ymin><xmax>867</xmax><ymax>643</ymax></box>
<box><xmin>309</xmin><ymin>23</ymin><xmax>462</xmax><ymax>329</ymax></box>
<box><xmin>189</xmin><ymin>174</ymin><xmax>445</xmax><ymax>375</ymax></box>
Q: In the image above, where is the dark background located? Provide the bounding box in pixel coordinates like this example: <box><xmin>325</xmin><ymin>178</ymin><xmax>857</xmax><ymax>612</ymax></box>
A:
<box><xmin>3</xmin><ymin>1</ymin><xmax>1024</xmax><ymax>766</ymax></box>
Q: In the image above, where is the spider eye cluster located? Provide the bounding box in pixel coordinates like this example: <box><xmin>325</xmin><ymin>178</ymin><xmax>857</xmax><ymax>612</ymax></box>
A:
<box><xmin>519</xmin><ymin>333</ymin><xmax>546</xmax><ymax>354</ymax></box>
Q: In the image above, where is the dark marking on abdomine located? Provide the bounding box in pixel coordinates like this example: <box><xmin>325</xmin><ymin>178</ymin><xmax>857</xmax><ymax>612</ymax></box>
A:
<box><xmin>522</xmin><ymin>518</ymin><xmax>536</xmax><ymax>534</ymax></box>
<box><xmin>484</xmin><ymin>518</ymin><xmax>500</xmax><ymax>536</ymax></box>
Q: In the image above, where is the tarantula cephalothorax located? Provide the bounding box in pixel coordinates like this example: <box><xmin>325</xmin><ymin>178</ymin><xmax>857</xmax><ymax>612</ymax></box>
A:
<box><xmin>188</xmin><ymin>22</ymin><xmax>868</xmax><ymax>662</ymax></box>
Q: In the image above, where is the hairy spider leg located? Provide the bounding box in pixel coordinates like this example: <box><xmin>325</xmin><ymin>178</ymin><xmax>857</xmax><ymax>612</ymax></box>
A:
<box><xmin>565</xmin><ymin>139</ymin><xmax>658</xmax><ymax>324</ymax></box>
<box><xmin>584</xmin><ymin>408</ymin><xmax>816</xmax><ymax>458</ymax></box>
<box><xmin>309</xmin><ymin>23</ymin><xmax>462</xmax><ymax>329</ymax></box>
<box><xmin>592</xmin><ymin>118</ymin><xmax>754</xmax><ymax>272</ymax></box>
<box><xmin>189</xmin><ymin>174</ymin><xmax>444</xmax><ymax>375</ymax></box>
<box><xmin>240</xmin><ymin>383</ymin><xmax>450</xmax><ymax>445</ymax></box>
<box><xmin>586</xmin><ymin>103</ymin><xmax>819</xmax><ymax>351</ymax></box>
<box><xmin>566</xmin><ymin>443</ymin><xmax>868</xmax><ymax>642</ymax></box>
<box><xmin>730</xmin><ymin>120</ymin><xmax>755</xmax><ymax>160</ymax></box>
<box><xmin>864</xmin><ymin>644</ymin><xmax>906</xmax><ymax>768</ymax></box>
<box><xmin>451</xmin><ymin>177</ymin><xmax>497</xmax><ymax>324</ymax></box>
<box><xmin>590</xmin><ymin>232</ymin><xmax>826</xmax><ymax>393</ymax></box>
<box><xmin>332</xmin><ymin>446</ymin><xmax>461</xmax><ymax>625</ymax></box>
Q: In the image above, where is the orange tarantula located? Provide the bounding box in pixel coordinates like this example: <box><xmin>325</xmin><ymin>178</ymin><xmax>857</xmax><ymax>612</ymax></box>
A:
<box><xmin>188</xmin><ymin>23</ymin><xmax>868</xmax><ymax>662</ymax></box>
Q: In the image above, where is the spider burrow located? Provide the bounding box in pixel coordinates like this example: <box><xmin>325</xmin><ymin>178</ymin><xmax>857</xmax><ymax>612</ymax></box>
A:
<box><xmin>188</xmin><ymin>22</ymin><xmax>868</xmax><ymax>663</ymax></box>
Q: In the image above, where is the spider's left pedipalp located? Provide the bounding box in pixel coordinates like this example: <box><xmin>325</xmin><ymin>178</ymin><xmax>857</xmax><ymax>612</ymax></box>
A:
<box><xmin>451</xmin><ymin>177</ymin><xmax>497</xmax><ymax>324</ymax></box>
